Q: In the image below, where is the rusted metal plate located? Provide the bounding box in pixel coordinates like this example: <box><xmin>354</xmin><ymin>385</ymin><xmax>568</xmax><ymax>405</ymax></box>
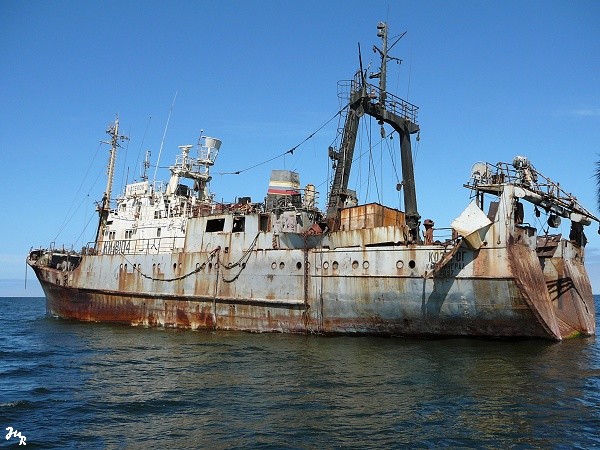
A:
<box><xmin>506</xmin><ymin>235</ymin><xmax>561</xmax><ymax>340</ymax></box>
<box><xmin>30</xmin><ymin>238</ymin><xmax>564</xmax><ymax>340</ymax></box>
<box><xmin>542</xmin><ymin>241</ymin><xmax>596</xmax><ymax>338</ymax></box>
<box><xmin>329</xmin><ymin>226</ymin><xmax>409</xmax><ymax>249</ymax></box>
<box><xmin>339</xmin><ymin>203</ymin><xmax>406</xmax><ymax>230</ymax></box>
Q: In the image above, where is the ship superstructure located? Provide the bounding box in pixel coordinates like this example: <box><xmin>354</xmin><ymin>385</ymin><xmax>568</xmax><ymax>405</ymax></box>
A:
<box><xmin>28</xmin><ymin>23</ymin><xmax>598</xmax><ymax>340</ymax></box>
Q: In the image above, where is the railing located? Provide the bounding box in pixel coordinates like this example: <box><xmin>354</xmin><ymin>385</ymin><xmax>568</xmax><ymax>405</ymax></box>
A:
<box><xmin>431</xmin><ymin>227</ymin><xmax>456</xmax><ymax>244</ymax></box>
<box><xmin>337</xmin><ymin>76</ymin><xmax>419</xmax><ymax>124</ymax></box>
<box><xmin>468</xmin><ymin>161</ymin><xmax>569</xmax><ymax>207</ymax></box>
<box><xmin>466</xmin><ymin>160</ymin><xmax>599</xmax><ymax>223</ymax></box>
<box><xmin>106</xmin><ymin>181</ymin><xmax>165</xmax><ymax>211</ymax></box>
<box><xmin>174</xmin><ymin>154</ymin><xmax>210</xmax><ymax>176</ymax></box>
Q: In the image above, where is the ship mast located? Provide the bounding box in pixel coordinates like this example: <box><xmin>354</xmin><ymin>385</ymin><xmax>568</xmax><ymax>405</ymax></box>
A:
<box><xmin>326</xmin><ymin>22</ymin><xmax>421</xmax><ymax>242</ymax></box>
<box><xmin>104</xmin><ymin>118</ymin><xmax>127</xmax><ymax>203</ymax></box>
<box><xmin>94</xmin><ymin>117</ymin><xmax>129</xmax><ymax>247</ymax></box>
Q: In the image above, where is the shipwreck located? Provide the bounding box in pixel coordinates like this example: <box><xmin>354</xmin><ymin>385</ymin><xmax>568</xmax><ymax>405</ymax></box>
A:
<box><xmin>28</xmin><ymin>22</ymin><xmax>598</xmax><ymax>340</ymax></box>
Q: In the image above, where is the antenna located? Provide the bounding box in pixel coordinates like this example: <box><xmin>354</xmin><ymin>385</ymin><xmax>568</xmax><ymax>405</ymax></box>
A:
<box><xmin>153</xmin><ymin>91</ymin><xmax>178</xmax><ymax>183</ymax></box>
<box><xmin>141</xmin><ymin>150</ymin><xmax>151</xmax><ymax>181</ymax></box>
<box><xmin>133</xmin><ymin>115</ymin><xmax>152</xmax><ymax>182</ymax></box>
<box><xmin>358</xmin><ymin>43</ymin><xmax>366</xmax><ymax>85</ymax></box>
<box><xmin>371</xmin><ymin>23</ymin><xmax>405</xmax><ymax>107</ymax></box>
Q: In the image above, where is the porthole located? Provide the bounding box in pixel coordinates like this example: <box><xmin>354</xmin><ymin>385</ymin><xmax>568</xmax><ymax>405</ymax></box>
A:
<box><xmin>332</xmin><ymin>261</ymin><xmax>339</xmax><ymax>270</ymax></box>
<box><xmin>363</xmin><ymin>261</ymin><xmax>369</xmax><ymax>269</ymax></box>
<box><xmin>296</xmin><ymin>262</ymin><xmax>302</xmax><ymax>270</ymax></box>
<box><xmin>196</xmin><ymin>263</ymin><xmax>200</xmax><ymax>270</ymax></box>
<box><xmin>208</xmin><ymin>262</ymin><xmax>213</xmax><ymax>270</ymax></box>
<box><xmin>409</xmin><ymin>260</ymin><xmax>416</xmax><ymax>269</ymax></box>
<box><xmin>120</xmin><ymin>263</ymin><xmax>123</xmax><ymax>269</ymax></box>
<box><xmin>271</xmin><ymin>262</ymin><xmax>277</xmax><ymax>270</ymax></box>
<box><xmin>279</xmin><ymin>262</ymin><xmax>285</xmax><ymax>269</ymax></box>
<box><xmin>352</xmin><ymin>260</ymin><xmax>359</xmax><ymax>269</ymax></box>
<box><xmin>396</xmin><ymin>260</ymin><xmax>404</xmax><ymax>269</ymax></box>
<box><xmin>323</xmin><ymin>261</ymin><xmax>329</xmax><ymax>269</ymax></box>
<box><xmin>173</xmin><ymin>263</ymin><xmax>177</xmax><ymax>270</ymax></box>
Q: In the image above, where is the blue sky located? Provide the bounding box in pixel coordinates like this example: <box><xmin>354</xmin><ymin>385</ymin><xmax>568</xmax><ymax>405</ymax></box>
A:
<box><xmin>1</xmin><ymin>0</ymin><xmax>599</xmax><ymax>296</ymax></box>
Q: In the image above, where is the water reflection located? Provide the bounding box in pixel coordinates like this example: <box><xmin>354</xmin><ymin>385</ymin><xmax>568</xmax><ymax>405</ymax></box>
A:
<box><xmin>69</xmin><ymin>326</ymin><xmax>600</xmax><ymax>448</ymax></box>
<box><xmin>3</xmin><ymin>297</ymin><xmax>600</xmax><ymax>449</ymax></box>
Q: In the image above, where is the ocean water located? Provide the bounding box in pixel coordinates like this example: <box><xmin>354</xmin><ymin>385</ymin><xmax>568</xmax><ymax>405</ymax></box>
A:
<box><xmin>1</xmin><ymin>297</ymin><xmax>599</xmax><ymax>449</ymax></box>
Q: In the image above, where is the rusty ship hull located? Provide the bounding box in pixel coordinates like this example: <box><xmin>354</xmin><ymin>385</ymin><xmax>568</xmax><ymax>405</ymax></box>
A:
<box><xmin>28</xmin><ymin>204</ymin><xmax>596</xmax><ymax>341</ymax></box>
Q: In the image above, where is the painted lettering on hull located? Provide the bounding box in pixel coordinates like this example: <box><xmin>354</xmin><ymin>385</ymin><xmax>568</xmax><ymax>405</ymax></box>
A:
<box><xmin>102</xmin><ymin>240</ymin><xmax>131</xmax><ymax>255</ymax></box>
<box><xmin>425</xmin><ymin>250</ymin><xmax>468</xmax><ymax>276</ymax></box>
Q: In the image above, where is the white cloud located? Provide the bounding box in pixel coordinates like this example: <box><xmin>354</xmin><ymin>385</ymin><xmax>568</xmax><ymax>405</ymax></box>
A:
<box><xmin>570</xmin><ymin>109</ymin><xmax>600</xmax><ymax>117</ymax></box>
<box><xmin>551</xmin><ymin>108</ymin><xmax>600</xmax><ymax>118</ymax></box>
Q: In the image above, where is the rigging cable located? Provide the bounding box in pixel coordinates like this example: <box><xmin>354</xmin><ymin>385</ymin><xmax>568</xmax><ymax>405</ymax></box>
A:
<box><xmin>413</xmin><ymin>131</ymin><xmax>421</xmax><ymax>165</ymax></box>
<box><xmin>365</xmin><ymin>118</ymin><xmax>372</xmax><ymax>201</ymax></box>
<box><xmin>53</xmin><ymin>142</ymin><xmax>103</xmax><ymax>242</ymax></box>
<box><xmin>356</xmin><ymin>119</ymin><xmax>363</xmax><ymax>201</ymax></box>
<box><xmin>74</xmin><ymin>203</ymin><xmax>102</xmax><ymax>248</ymax></box>
<box><xmin>217</xmin><ymin>107</ymin><xmax>346</xmax><ymax>176</ymax></box>
<box><xmin>153</xmin><ymin>91</ymin><xmax>178</xmax><ymax>183</ymax></box>
<box><xmin>74</xmin><ymin>167</ymin><xmax>107</xmax><ymax>247</ymax></box>
<box><xmin>325</xmin><ymin>108</ymin><xmax>347</xmax><ymax>202</ymax></box>
<box><xmin>119</xmin><ymin>127</ymin><xmax>132</xmax><ymax>194</ymax></box>
<box><xmin>133</xmin><ymin>116</ymin><xmax>152</xmax><ymax>181</ymax></box>
<box><xmin>314</xmin><ymin>127</ymin><xmax>395</xmax><ymax>194</ymax></box>
<box><xmin>367</xmin><ymin>119</ymin><xmax>381</xmax><ymax>204</ymax></box>
<box><xmin>380</xmin><ymin>127</ymin><xmax>384</xmax><ymax>204</ymax></box>
<box><xmin>353</xmin><ymin>117</ymin><xmax>388</xmax><ymax>204</ymax></box>
<box><xmin>385</xmin><ymin>132</ymin><xmax>402</xmax><ymax>209</ymax></box>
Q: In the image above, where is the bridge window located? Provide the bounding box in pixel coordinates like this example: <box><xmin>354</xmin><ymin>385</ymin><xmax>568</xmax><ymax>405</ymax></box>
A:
<box><xmin>206</xmin><ymin>218</ymin><xmax>225</xmax><ymax>232</ymax></box>
<box><xmin>259</xmin><ymin>214</ymin><xmax>269</xmax><ymax>232</ymax></box>
<box><xmin>232</xmin><ymin>217</ymin><xmax>245</xmax><ymax>233</ymax></box>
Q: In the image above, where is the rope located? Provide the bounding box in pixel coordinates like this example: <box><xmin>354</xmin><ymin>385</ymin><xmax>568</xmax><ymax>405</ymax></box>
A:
<box><xmin>119</xmin><ymin>246</ymin><xmax>220</xmax><ymax>282</ymax></box>
<box><xmin>116</xmin><ymin>232</ymin><xmax>260</xmax><ymax>284</ymax></box>
<box><xmin>219</xmin><ymin>233</ymin><xmax>261</xmax><ymax>283</ymax></box>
